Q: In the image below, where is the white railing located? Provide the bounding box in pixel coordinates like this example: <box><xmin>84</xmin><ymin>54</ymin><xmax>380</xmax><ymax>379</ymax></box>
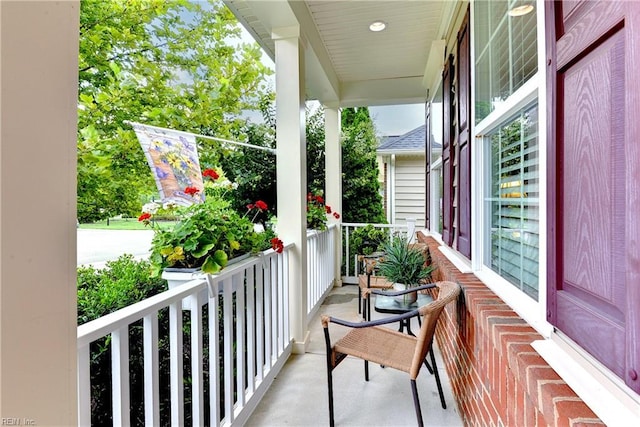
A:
<box><xmin>306</xmin><ymin>224</ymin><xmax>338</xmax><ymax>322</ymax></box>
<box><xmin>341</xmin><ymin>221</ymin><xmax>415</xmax><ymax>284</ymax></box>
<box><xmin>77</xmin><ymin>246</ymin><xmax>292</xmax><ymax>427</ymax></box>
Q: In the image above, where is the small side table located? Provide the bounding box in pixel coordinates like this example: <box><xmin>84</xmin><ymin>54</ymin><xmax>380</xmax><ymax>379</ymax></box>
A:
<box><xmin>373</xmin><ymin>290</ymin><xmax>434</xmax><ymax>336</ymax></box>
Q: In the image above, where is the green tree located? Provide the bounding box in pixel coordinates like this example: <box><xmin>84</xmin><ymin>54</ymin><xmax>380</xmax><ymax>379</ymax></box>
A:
<box><xmin>341</xmin><ymin>107</ymin><xmax>386</xmax><ymax>223</ymax></box>
<box><xmin>306</xmin><ymin>105</ymin><xmax>327</xmax><ymax>195</ymax></box>
<box><xmin>77</xmin><ymin>0</ymin><xmax>271</xmax><ymax>222</ymax></box>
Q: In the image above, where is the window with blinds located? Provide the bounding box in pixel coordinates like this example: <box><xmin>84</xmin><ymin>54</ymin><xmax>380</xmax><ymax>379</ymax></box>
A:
<box><xmin>474</xmin><ymin>0</ymin><xmax>537</xmax><ymax>124</ymax></box>
<box><xmin>484</xmin><ymin>103</ymin><xmax>539</xmax><ymax>298</ymax></box>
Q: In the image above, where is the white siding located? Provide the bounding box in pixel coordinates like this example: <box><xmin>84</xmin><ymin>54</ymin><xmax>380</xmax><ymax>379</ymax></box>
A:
<box><xmin>394</xmin><ymin>156</ymin><xmax>426</xmax><ymax>229</ymax></box>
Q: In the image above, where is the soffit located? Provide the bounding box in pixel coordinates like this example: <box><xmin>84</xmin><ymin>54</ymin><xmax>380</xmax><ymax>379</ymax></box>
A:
<box><xmin>225</xmin><ymin>0</ymin><xmax>454</xmax><ymax>106</ymax></box>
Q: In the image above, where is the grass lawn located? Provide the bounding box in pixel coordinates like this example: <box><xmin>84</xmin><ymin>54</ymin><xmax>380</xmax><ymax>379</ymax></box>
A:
<box><xmin>79</xmin><ymin>218</ymin><xmax>175</xmax><ymax>230</ymax></box>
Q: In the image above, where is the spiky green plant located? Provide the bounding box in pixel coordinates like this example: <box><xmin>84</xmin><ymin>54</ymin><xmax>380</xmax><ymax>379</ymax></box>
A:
<box><xmin>377</xmin><ymin>236</ymin><xmax>434</xmax><ymax>286</ymax></box>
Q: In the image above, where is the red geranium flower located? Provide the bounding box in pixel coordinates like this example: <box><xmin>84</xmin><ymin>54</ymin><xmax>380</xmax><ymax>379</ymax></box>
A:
<box><xmin>307</xmin><ymin>193</ymin><xmax>313</xmax><ymax>202</ymax></box>
<box><xmin>270</xmin><ymin>237</ymin><xmax>284</xmax><ymax>253</ymax></box>
<box><xmin>255</xmin><ymin>200</ymin><xmax>268</xmax><ymax>211</ymax></box>
<box><xmin>325</xmin><ymin>205</ymin><xmax>332</xmax><ymax>214</ymax></box>
<box><xmin>333</xmin><ymin>212</ymin><xmax>340</xmax><ymax>219</ymax></box>
<box><xmin>203</xmin><ymin>168</ymin><xmax>219</xmax><ymax>180</ymax></box>
<box><xmin>184</xmin><ymin>186</ymin><xmax>199</xmax><ymax>196</ymax></box>
<box><xmin>246</xmin><ymin>203</ymin><xmax>254</xmax><ymax>210</ymax></box>
<box><xmin>138</xmin><ymin>212</ymin><xmax>152</xmax><ymax>222</ymax></box>
<box><xmin>315</xmin><ymin>195</ymin><xmax>324</xmax><ymax>204</ymax></box>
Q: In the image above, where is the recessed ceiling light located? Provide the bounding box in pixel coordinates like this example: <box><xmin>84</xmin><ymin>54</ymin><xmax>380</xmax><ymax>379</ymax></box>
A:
<box><xmin>507</xmin><ymin>4</ymin><xmax>534</xmax><ymax>17</ymax></box>
<box><xmin>369</xmin><ymin>21</ymin><xmax>386</xmax><ymax>32</ymax></box>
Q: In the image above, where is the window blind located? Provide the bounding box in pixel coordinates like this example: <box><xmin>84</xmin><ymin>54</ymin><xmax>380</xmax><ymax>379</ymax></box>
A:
<box><xmin>486</xmin><ymin>103</ymin><xmax>539</xmax><ymax>298</ymax></box>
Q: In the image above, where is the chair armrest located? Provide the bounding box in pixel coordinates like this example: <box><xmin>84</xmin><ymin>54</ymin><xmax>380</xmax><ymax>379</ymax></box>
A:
<box><xmin>321</xmin><ymin>309</ymin><xmax>420</xmax><ymax>330</ymax></box>
<box><xmin>368</xmin><ymin>282</ymin><xmax>436</xmax><ymax>297</ymax></box>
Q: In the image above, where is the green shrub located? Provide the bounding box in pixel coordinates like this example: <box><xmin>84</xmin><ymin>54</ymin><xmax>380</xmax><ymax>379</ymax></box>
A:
<box><xmin>78</xmin><ymin>255</ymin><xmax>169</xmax><ymax>425</ymax></box>
<box><xmin>350</xmin><ymin>224</ymin><xmax>388</xmax><ymax>256</ymax></box>
<box><xmin>77</xmin><ymin>255</ymin><xmax>166</xmax><ymax>324</ymax></box>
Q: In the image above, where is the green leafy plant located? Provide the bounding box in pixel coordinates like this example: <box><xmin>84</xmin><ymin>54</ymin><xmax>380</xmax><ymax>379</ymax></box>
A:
<box><xmin>77</xmin><ymin>255</ymin><xmax>166</xmax><ymax>324</ymax></box>
<box><xmin>307</xmin><ymin>192</ymin><xmax>340</xmax><ymax>231</ymax></box>
<box><xmin>141</xmin><ymin>168</ymin><xmax>278</xmax><ymax>276</ymax></box>
<box><xmin>376</xmin><ymin>235</ymin><xmax>434</xmax><ymax>286</ymax></box>
<box><xmin>351</xmin><ymin>224</ymin><xmax>388</xmax><ymax>256</ymax></box>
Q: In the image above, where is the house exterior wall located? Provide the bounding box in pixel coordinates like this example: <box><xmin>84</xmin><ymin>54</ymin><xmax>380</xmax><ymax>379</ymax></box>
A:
<box><xmin>393</xmin><ymin>155</ymin><xmax>426</xmax><ymax>229</ymax></box>
<box><xmin>419</xmin><ymin>235</ymin><xmax>605</xmax><ymax>427</ymax></box>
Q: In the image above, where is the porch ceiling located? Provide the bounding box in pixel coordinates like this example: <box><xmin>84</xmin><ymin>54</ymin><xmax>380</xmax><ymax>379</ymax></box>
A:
<box><xmin>225</xmin><ymin>0</ymin><xmax>456</xmax><ymax>107</ymax></box>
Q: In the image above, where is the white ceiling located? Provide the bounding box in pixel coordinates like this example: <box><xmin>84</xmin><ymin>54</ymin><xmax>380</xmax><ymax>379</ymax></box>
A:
<box><xmin>225</xmin><ymin>0</ymin><xmax>458</xmax><ymax>107</ymax></box>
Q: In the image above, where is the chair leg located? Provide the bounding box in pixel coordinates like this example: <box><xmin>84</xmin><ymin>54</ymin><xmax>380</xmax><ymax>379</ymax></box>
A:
<box><xmin>410</xmin><ymin>379</ymin><xmax>424</xmax><ymax>427</ymax></box>
<box><xmin>364</xmin><ymin>360</ymin><xmax>369</xmax><ymax>381</ymax></box>
<box><xmin>429</xmin><ymin>345</ymin><xmax>447</xmax><ymax>409</ymax></box>
<box><xmin>358</xmin><ymin>286</ymin><xmax>362</xmax><ymax>314</ymax></box>
<box><xmin>422</xmin><ymin>358</ymin><xmax>434</xmax><ymax>374</ymax></box>
<box><xmin>327</xmin><ymin>366</ymin><xmax>335</xmax><ymax>427</ymax></box>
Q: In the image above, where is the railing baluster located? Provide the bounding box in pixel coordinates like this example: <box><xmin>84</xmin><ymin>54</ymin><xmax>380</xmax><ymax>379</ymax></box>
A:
<box><xmin>271</xmin><ymin>255</ymin><xmax>278</xmax><ymax>363</ymax></box>
<box><xmin>190</xmin><ymin>294</ymin><xmax>204</xmax><ymax>426</ymax></box>
<box><xmin>223</xmin><ymin>277</ymin><xmax>234</xmax><ymax>424</ymax></box>
<box><xmin>235</xmin><ymin>271</ymin><xmax>246</xmax><ymax>409</ymax></box>
<box><xmin>246</xmin><ymin>265</ymin><xmax>256</xmax><ymax>394</ymax></box>
<box><xmin>346</xmin><ymin>226</ymin><xmax>351</xmax><ymax>276</ymax></box>
<box><xmin>111</xmin><ymin>327</ymin><xmax>130</xmax><ymax>427</ymax></box>
<box><xmin>208</xmin><ymin>279</ymin><xmax>220</xmax><ymax>426</ymax></box>
<box><xmin>143</xmin><ymin>313</ymin><xmax>160</xmax><ymax>426</ymax></box>
<box><xmin>264</xmin><ymin>259</ymin><xmax>273</xmax><ymax>368</ymax></box>
<box><xmin>169</xmin><ymin>301</ymin><xmax>184</xmax><ymax>426</ymax></box>
<box><xmin>77</xmin><ymin>343</ymin><xmax>91</xmax><ymax>426</ymax></box>
<box><xmin>256</xmin><ymin>257</ymin><xmax>265</xmax><ymax>382</ymax></box>
<box><xmin>283</xmin><ymin>250</ymin><xmax>290</xmax><ymax>343</ymax></box>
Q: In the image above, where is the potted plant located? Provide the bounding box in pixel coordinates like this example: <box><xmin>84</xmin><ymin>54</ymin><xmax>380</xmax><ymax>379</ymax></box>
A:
<box><xmin>139</xmin><ymin>168</ymin><xmax>281</xmax><ymax>280</ymax></box>
<box><xmin>306</xmin><ymin>192</ymin><xmax>340</xmax><ymax>231</ymax></box>
<box><xmin>376</xmin><ymin>235</ymin><xmax>435</xmax><ymax>305</ymax></box>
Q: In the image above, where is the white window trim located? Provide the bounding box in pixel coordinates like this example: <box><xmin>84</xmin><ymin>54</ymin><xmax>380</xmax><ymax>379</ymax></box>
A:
<box><xmin>471</xmin><ymin>3</ymin><xmax>549</xmax><ymax>334</ymax></box>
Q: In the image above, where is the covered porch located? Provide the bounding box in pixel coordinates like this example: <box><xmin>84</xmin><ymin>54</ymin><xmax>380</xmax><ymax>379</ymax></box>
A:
<box><xmin>2</xmin><ymin>0</ymin><xmax>640</xmax><ymax>426</ymax></box>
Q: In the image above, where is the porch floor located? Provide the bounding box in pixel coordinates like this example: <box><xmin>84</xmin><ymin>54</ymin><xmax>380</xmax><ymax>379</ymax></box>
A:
<box><xmin>246</xmin><ymin>284</ymin><xmax>464</xmax><ymax>426</ymax></box>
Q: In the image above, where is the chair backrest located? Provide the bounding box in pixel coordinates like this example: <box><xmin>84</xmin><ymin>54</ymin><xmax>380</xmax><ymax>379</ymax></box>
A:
<box><xmin>409</xmin><ymin>281</ymin><xmax>460</xmax><ymax>379</ymax></box>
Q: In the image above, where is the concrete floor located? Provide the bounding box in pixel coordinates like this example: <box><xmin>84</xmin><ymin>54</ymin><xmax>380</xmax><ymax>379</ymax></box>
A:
<box><xmin>246</xmin><ymin>285</ymin><xmax>464</xmax><ymax>427</ymax></box>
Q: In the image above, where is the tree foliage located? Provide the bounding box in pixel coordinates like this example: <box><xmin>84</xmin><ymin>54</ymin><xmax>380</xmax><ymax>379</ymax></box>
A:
<box><xmin>341</xmin><ymin>107</ymin><xmax>386</xmax><ymax>223</ymax></box>
<box><xmin>77</xmin><ymin>0</ymin><xmax>271</xmax><ymax>222</ymax></box>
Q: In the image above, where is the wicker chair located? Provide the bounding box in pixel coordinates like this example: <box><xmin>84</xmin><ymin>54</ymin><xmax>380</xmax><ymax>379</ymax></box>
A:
<box><xmin>321</xmin><ymin>281</ymin><xmax>460</xmax><ymax>427</ymax></box>
<box><xmin>357</xmin><ymin>255</ymin><xmax>393</xmax><ymax>320</ymax></box>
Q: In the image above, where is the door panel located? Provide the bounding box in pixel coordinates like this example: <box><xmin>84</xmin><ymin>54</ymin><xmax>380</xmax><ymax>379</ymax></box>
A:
<box><xmin>548</xmin><ymin>0</ymin><xmax>640</xmax><ymax>392</ymax></box>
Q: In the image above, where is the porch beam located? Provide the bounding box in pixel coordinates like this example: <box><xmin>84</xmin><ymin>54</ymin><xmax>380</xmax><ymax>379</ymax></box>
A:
<box><xmin>273</xmin><ymin>25</ymin><xmax>310</xmax><ymax>354</ymax></box>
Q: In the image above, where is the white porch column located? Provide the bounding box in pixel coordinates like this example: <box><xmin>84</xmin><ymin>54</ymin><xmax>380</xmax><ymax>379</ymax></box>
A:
<box><xmin>324</xmin><ymin>103</ymin><xmax>342</xmax><ymax>286</ymax></box>
<box><xmin>0</xmin><ymin>2</ymin><xmax>79</xmax><ymax>425</ymax></box>
<box><xmin>273</xmin><ymin>26</ymin><xmax>309</xmax><ymax>354</ymax></box>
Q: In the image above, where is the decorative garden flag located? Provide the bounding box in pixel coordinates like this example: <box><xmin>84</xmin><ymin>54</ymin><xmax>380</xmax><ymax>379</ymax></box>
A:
<box><xmin>131</xmin><ymin>122</ymin><xmax>205</xmax><ymax>206</ymax></box>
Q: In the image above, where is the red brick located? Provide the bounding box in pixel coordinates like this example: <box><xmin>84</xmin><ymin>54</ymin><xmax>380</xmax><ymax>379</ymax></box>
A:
<box><xmin>569</xmin><ymin>420</ymin><xmax>606</xmax><ymax>427</ymax></box>
<box><xmin>499</xmin><ymin>332</ymin><xmax>539</xmax><ymax>363</ymax></box>
<box><xmin>524</xmin><ymin>394</ymin><xmax>538</xmax><ymax>427</ymax></box>
<box><xmin>538</xmin><ymin>381</ymin><xmax>575</xmax><ymax>424</ymax></box>
<box><xmin>537</xmin><ymin>409</ymin><xmax>549</xmax><ymax>427</ymax></box>
<box><xmin>524</xmin><ymin>366</ymin><xmax>562</xmax><ymax>404</ymax></box>
<box><xmin>554</xmin><ymin>398</ymin><xmax>600</xmax><ymax>427</ymax></box>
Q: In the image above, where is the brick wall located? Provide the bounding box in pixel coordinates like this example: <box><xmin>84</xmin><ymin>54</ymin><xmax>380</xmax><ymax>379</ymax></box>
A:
<box><xmin>419</xmin><ymin>235</ymin><xmax>604</xmax><ymax>427</ymax></box>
